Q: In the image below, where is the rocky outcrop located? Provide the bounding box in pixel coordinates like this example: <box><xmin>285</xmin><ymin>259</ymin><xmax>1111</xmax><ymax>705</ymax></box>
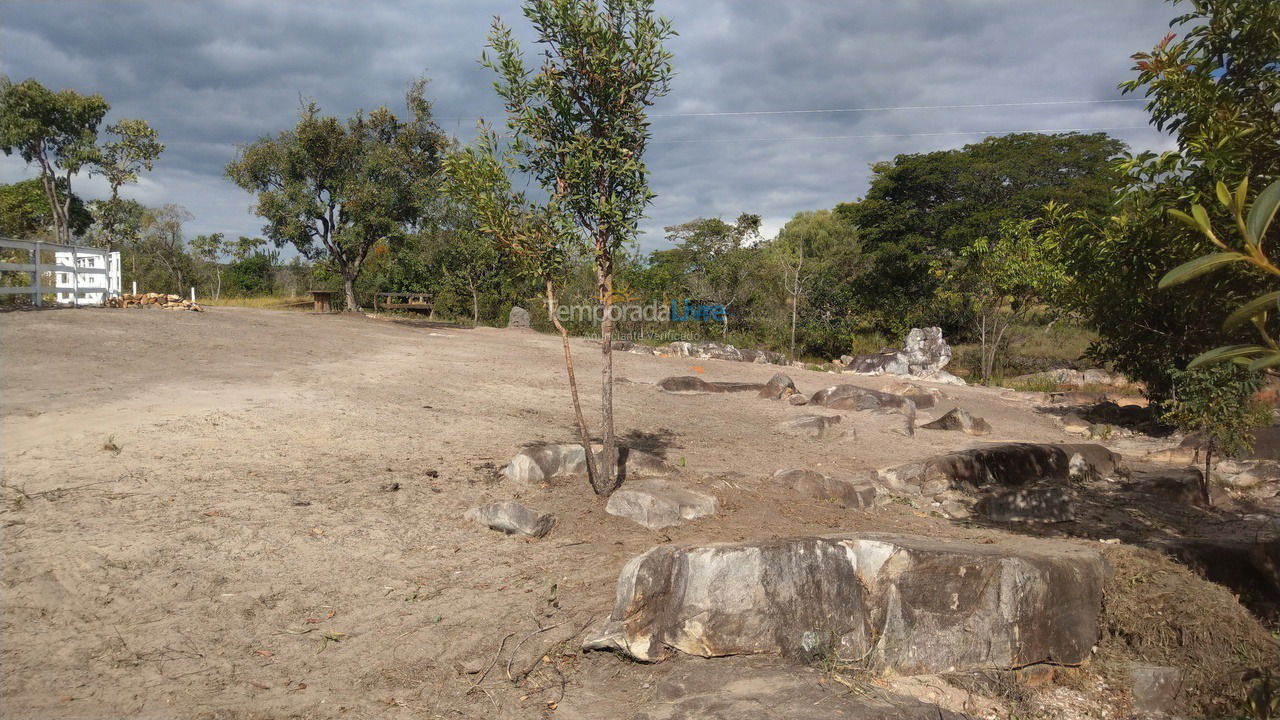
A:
<box><xmin>657</xmin><ymin>376</ymin><xmax>764</xmax><ymax>394</ymax></box>
<box><xmin>878</xmin><ymin>380</ymin><xmax>942</xmax><ymax>409</ymax></box>
<box><xmin>845</xmin><ymin>328</ymin><xmax>965</xmax><ymax>385</ymax></box>
<box><xmin>772</xmin><ymin>468</ymin><xmax>876</xmax><ymax>508</ymax></box>
<box><xmin>879</xmin><ymin>443</ymin><xmax>1122</xmax><ymax>493</ymax></box>
<box><xmin>810</xmin><ymin>384</ymin><xmax>915</xmax><ymax>412</ymax></box>
<box><xmin>585</xmin><ymin>533</ymin><xmax>1105</xmax><ymax>674</ymax></box>
<box><xmin>920</xmin><ymin>407</ymin><xmax>992</xmax><ymax>436</ymax></box>
<box><xmin>503</xmin><ymin>443</ymin><xmax>678</xmax><ymax>484</ymax></box>
<box><xmin>507</xmin><ymin>306</ymin><xmax>531</xmax><ymax>329</ymax></box>
<box><xmin>605</xmin><ymin>479</ymin><xmax>718</xmax><ymax>530</ymax></box>
<box><xmin>979</xmin><ymin>486</ymin><xmax>1076</xmax><ymax>523</ymax></box>
<box><xmin>775</xmin><ymin>414</ymin><xmax>845</xmax><ymax>439</ymax></box>
<box><xmin>465</xmin><ymin>501</ymin><xmax>556</xmax><ymax>537</ymax></box>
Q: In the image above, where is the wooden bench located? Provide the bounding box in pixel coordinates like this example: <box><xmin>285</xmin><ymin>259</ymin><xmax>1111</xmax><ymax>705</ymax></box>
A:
<box><xmin>374</xmin><ymin>292</ymin><xmax>433</xmax><ymax>314</ymax></box>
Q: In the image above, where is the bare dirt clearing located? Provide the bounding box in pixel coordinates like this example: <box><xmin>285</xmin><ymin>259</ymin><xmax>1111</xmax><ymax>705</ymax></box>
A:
<box><xmin>2</xmin><ymin>308</ymin><xmax>1276</xmax><ymax>719</ymax></box>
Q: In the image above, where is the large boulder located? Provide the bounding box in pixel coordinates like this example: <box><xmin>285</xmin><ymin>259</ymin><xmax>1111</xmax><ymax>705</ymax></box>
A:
<box><xmin>920</xmin><ymin>407</ymin><xmax>992</xmax><ymax>436</ymax></box>
<box><xmin>503</xmin><ymin>443</ymin><xmax>678</xmax><ymax>484</ymax></box>
<box><xmin>657</xmin><ymin>376</ymin><xmax>764</xmax><ymax>395</ymax></box>
<box><xmin>758</xmin><ymin>373</ymin><xmax>797</xmax><ymax>400</ymax></box>
<box><xmin>809</xmin><ymin>384</ymin><xmax>915</xmax><ymax>412</ymax></box>
<box><xmin>507</xmin><ymin>305</ymin><xmax>531</xmax><ymax>329</ymax></box>
<box><xmin>877</xmin><ymin>443</ymin><xmax>1122</xmax><ymax>495</ymax></box>
<box><xmin>772</xmin><ymin>468</ymin><xmax>876</xmax><ymax>508</ymax></box>
<box><xmin>465</xmin><ymin>501</ymin><xmax>556</xmax><ymax>537</ymax></box>
<box><xmin>846</xmin><ymin>328</ymin><xmax>964</xmax><ymax>384</ymax></box>
<box><xmin>605</xmin><ymin>479</ymin><xmax>718</xmax><ymax>530</ymax></box>
<box><xmin>585</xmin><ymin>533</ymin><xmax>1104</xmax><ymax>674</ymax></box>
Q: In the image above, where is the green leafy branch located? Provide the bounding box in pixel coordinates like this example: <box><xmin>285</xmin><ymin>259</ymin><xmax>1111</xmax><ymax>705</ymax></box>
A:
<box><xmin>1160</xmin><ymin>177</ymin><xmax>1280</xmax><ymax>370</ymax></box>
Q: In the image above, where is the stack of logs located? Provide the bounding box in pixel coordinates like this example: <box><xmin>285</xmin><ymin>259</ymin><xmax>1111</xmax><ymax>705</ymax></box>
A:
<box><xmin>106</xmin><ymin>293</ymin><xmax>203</xmax><ymax>312</ymax></box>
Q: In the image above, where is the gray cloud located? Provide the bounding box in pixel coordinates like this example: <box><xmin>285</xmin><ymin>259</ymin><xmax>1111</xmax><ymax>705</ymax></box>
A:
<box><xmin>1</xmin><ymin>0</ymin><xmax>1177</xmax><ymax>249</ymax></box>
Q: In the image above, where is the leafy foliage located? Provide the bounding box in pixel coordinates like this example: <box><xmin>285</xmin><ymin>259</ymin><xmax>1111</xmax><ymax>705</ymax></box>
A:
<box><xmin>0</xmin><ymin>77</ymin><xmax>110</xmax><ymax>243</ymax></box>
<box><xmin>225</xmin><ymin>79</ymin><xmax>446</xmax><ymax>310</ymax></box>
<box><xmin>0</xmin><ymin>178</ymin><xmax>92</xmax><ymax>239</ymax></box>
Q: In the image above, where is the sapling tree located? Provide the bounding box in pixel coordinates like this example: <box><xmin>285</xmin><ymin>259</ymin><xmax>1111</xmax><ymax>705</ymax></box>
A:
<box><xmin>443</xmin><ymin>127</ymin><xmax>600</xmax><ymax>487</ymax></box>
<box><xmin>481</xmin><ymin>0</ymin><xmax>674</xmax><ymax>493</ymax></box>
<box><xmin>1161</xmin><ymin>365</ymin><xmax>1270</xmax><ymax>506</ymax></box>
<box><xmin>93</xmin><ymin>119</ymin><xmax>163</xmax><ymax>250</ymax></box>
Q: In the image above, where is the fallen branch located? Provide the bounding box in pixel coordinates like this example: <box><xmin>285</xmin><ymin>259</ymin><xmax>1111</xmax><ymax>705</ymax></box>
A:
<box><xmin>468</xmin><ymin>631</ymin><xmax>515</xmax><ymax>694</ymax></box>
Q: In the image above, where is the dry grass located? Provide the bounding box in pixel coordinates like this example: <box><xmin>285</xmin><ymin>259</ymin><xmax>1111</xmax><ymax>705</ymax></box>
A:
<box><xmin>1096</xmin><ymin>545</ymin><xmax>1280</xmax><ymax>717</ymax></box>
<box><xmin>201</xmin><ymin>295</ymin><xmax>311</xmax><ymax>310</ymax></box>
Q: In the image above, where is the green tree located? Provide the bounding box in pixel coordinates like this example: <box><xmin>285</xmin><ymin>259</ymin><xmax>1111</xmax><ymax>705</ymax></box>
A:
<box><xmin>226</xmin><ymin>79</ymin><xmax>446</xmax><ymax>311</ymax></box>
<box><xmin>138</xmin><ymin>204</ymin><xmax>194</xmax><ymax>294</ymax></box>
<box><xmin>482</xmin><ymin>0</ymin><xmax>674</xmax><ymax>494</ymax></box>
<box><xmin>952</xmin><ymin>217</ymin><xmax>1065</xmax><ymax>383</ymax></box>
<box><xmin>1052</xmin><ymin>0</ymin><xmax>1279</xmax><ymax>398</ymax></box>
<box><xmin>91</xmin><ymin>118</ymin><xmax>163</xmax><ymax>250</ymax></box>
<box><xmin>770</xmin><ymin>209</ymin><xmax>862</xmax><ymax>359</ymax></box>
<box><xmin>0</xmin><ymin>178</ymin><xmax>92</xmax><ymax>239</ymax></box>
<box><xmin>657</xmin><ymin>214</ymin><xmax>760</xmax><ymax>334</ymax></box>
<box><xmin>1161</xmin><ymin>364</ymin><xmax>1270</xmax><ymax>506</ymax></box>
<box><xmin>839</xmin><ymin>132</ymin><xmax>1123</xmax><ymax>336</ymax></box>
<box><xmin>0</xmin><ymin>78</ymin><xmax>109</xmax><ymax>244</ymax></box>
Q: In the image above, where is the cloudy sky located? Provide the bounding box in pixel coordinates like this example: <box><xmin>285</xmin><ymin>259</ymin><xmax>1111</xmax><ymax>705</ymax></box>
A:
<box><xmin>1</xmin><ymin>0</ymin><xmax>1179</xmax><ymax>251</ymax></box>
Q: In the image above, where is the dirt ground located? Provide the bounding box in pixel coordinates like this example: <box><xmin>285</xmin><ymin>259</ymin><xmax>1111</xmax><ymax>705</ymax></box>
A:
<box><xmin>1</xmin><ymin>307</ymin><xmax>1274</xmax><ymax>719</ymax></box>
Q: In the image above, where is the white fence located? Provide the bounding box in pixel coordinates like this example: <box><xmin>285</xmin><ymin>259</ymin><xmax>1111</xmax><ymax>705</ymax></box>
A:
<box><xmin>0</xmin><ymin>237</ymin><xmax>122</xmax><ymax>306</ymax></box>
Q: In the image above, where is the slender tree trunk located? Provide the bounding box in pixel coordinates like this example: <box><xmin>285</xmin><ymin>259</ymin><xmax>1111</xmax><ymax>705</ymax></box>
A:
<box><xmin>546</xmin><ymin>278</ymin><xmax>600</xmax><ymax>488</ymax></box>
<box><xmin>597</xmin><ymin>259</ymin><xmax>619</xmax><ymax>495</ymax></box>
<box><xmin>343</xmin><ymin>275</ymin><xmax>358</xmax><ymax>312</ymax></box>
<box><xmin>1202</xmin><ymin>440</ymin><xmax>1215</xmax><ymax>507</ymax></box>
<box><xmin>471</xmin><ymin>279</ymin><xmax>480</xmax><ymax>325</ymax></box>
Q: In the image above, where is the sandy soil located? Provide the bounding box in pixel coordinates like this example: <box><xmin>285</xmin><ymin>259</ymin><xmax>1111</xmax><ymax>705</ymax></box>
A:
<box><xmin>0</xmin><ymin>307</ymin><xmax>1266</xmax><ymax>719</ymax></box>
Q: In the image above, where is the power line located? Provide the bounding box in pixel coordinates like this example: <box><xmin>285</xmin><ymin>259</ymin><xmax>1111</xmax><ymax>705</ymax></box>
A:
<box><xmin>651</xmin><ymin>125</ymin><xmax>1153</xmax><ymax>144</ymax></box>
<box><xmin>648</xmin><ymin>98</ymin><xmax>1146</xmax><ymax>118</ymax></box>
<box><xmin>437</xmin><ymin>98</ymin><xmax>1146</xmax><ymax>123</ymax></box>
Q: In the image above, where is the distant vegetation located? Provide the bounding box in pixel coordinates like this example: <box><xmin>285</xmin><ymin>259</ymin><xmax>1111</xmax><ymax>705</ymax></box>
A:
<box><xmin>1</xmin><ymin>0</ymin><xmax>1276</xmax><ymax>405</ymax></box>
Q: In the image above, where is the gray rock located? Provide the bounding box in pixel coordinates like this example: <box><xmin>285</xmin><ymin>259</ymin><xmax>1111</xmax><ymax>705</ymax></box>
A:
<box><xmin>758</xmin><ymin>373</ymin><xmax>797</xmax><ymax>400</ymax></box>
<box><xmin>878</xmin><ymin>381</ymin><xmax>942</xmax><ymax>409</ymax></box>
<box><xmin>1128</xmin><ymin>664</ymin><xmax>1183</xmax><ymax>715</ymax></box>
<box><xmin>657</xmin><ymin>376</ymin><xmax>764</xmax><ymax>394</ymax></box>
<box><xmin>665</xmin><ymin>341</ymin><xmax>693</xmax><ymax>357</ymax></box>
<box><xmin>605</xmin><ymin>479</ymin><xmax>718</xmax><ymax>529</ymax></box>
<box><xmin>503</xmin><ymin>443</ymin><xmax>678</xmax><ymax>484</ymax></box>
<box><xmin>692</xmin><ymin>342</ymin><xmax>743</xmax><ymax>362</ymax></box>
<box><xmin>847</xmin><ymin>327</ymin><xmax>954</xmax><ymax>378</ymax></box>
<box><xmin>980</xmin><ymin>486</ymin><xmax>1077</xmax><ymax>523</ymax></box>
<box><xmin>787</xmin><ymin>393</ymin><xmax>809</xmax><ymax>406</ymax></box>
<box><xmin>627</xmin><ymin>663</ymin><xmax>964</xmax><ymax>720</ymax></box>
<box><xmin>465</xmin><ymin>501</ymin><xmax>555</xmax><ymax>538</ymax></box>
<box><xmin>507</xmin><ymin>305</ymin><xmax>531</xmax><ymax>328</ymax></box>
<box><xmin>920</xmin><ymin>407</ymin><xmax>992</xmax><ymax>436</ymax></box>
<box><xmin>810</xmin><ymin>384</ymin><xmax>915</xmax><ymax>412</ymax></box>
<box><xmin>585</xmin><ymin>533</ymin><xmax>1104</xmax><ymax>674</ymax></box>
<box><xmin>775</xmin><ymin>414</ymin><xmax>845</xmax><ymax>439</ymax></box>
<box><xmin>910</xmin><ymin>443</ymin><xmax>1121</xmax><ymax>491</ymax></box>
<box><xmin>772</xmin><ymin>468</ymin><xmax>876</xmax><ymax>508</ymax></box>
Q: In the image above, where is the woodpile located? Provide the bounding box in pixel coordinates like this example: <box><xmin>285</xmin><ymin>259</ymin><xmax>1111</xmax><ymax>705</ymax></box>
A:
<box><xmin>106</xmin><ymin>293</ymin><xmax>203</xmax><ymax>312</ymax></box>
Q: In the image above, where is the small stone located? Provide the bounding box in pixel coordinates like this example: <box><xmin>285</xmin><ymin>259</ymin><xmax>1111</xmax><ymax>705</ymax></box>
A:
<box><xmin>772</xmin><ymin>468</ymin><xmax>876</xmax><ymax>509</ymax></box>
<box><xmin>466</xmin><ymin>501</ymin><xmax>556</xmax><ymax>538</ymax></box>
<box><xmin>605</xmin><ymin>479</ymin><xmax>717</xmax><ymax>529</ymax></box>
<box><xmin>1059</xmin><ymin>411</ymin><xmax>1091</xmax><ymax>435</ymax></box>
<box><xmin>787</xmin><ymin>393</ymin><xmax>809</xmax><ymax>406</ymax></box>
<box><xmin>939</xmin><ymin>500</ymin><xmax>970</xmax><ymax>519</ymax></box>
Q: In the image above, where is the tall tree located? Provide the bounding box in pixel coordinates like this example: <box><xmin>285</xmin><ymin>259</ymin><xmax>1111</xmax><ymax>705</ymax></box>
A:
<box><xmin>226</xmin><ymin>79</ymin><xmax>446</xmax><ymax>311</ymax></box>
<box><xmin>483</xmin><ymin>0</ymin><xmax>674</xmax><ymax>494</ymax></box>
<box><xmin>92</xmin><ymin>119</ymin><xmax>163</xmax><ymax>250</ymax></box>
<box><xmin>657</xmin><ymin>214</ymin><xmax>760</xmax><ymax>334</ymax></box>
<box><xmin>139</xmin><ymin>204</ymin><xmax>194</xmax><ymax>294</ymax></box>
<box><xmin>0</xmin><ymin>78</ymin><xmax>109</xmax><ymax>244</ymax></box>
<box><xmin>839</xmin><ymin>131</ymin><xmax>1123</xmax><ymax>335</ymax></box>
<box><xmin>190</xmin><ymin>232</ymin><xmax>227</xmax><ymax>300</ymax></box>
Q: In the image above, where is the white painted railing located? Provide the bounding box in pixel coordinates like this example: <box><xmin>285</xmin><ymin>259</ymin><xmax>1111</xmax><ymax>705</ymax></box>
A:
<box><xmin>0</xmin><ymin>237</ymin><xmax>121</xmax><ymax>307</ymax></box>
